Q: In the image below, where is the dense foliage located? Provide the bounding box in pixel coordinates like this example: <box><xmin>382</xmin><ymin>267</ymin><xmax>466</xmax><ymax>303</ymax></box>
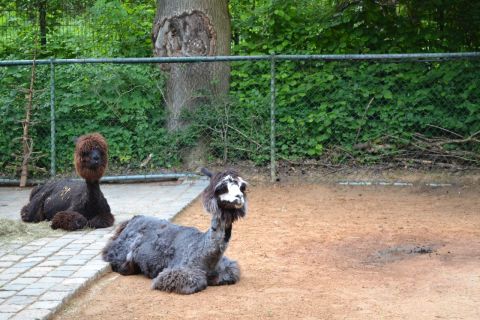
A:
<box><xmin>0</xmin><ymin>0</ymin><xmax>479</xmax><ymax>177</ymax></box>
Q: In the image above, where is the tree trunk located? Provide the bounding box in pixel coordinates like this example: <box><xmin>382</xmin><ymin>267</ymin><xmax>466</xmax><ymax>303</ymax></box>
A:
<box><xmin>152</xmin><ymin>0</ymin><xmax>231</xmax><ymax>131</ymax></box>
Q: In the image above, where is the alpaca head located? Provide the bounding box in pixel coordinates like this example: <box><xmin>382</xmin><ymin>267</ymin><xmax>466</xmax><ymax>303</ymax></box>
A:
<box><xmin>202</xmin><ymin>169</ymin><xmax>247</xmax><ymax>223</ymax></box>
<box><xmin>74</xmin><ymin>133</ymin><xmax>108</xmax><ymax>182</ymax></box>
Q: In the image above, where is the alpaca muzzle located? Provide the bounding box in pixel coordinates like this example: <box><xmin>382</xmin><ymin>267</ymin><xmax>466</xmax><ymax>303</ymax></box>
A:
<box><xmin>219</xmin><ymin>194</ymin><xmax>244</xmax><ymax>209</ymax></box>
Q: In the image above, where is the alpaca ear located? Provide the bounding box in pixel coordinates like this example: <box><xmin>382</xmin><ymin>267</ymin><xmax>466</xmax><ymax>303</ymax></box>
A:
<box><xmin>200</xmin><ymin>168</ymin><xmax>213</xmax><ymax>178</ymax></box>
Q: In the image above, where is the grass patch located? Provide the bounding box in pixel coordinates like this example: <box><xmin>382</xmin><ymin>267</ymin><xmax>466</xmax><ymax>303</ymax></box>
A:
<box><xmin>0</xmin><ymin>218</ymin><xmax>64</xmax><ymax>244</ymax></box>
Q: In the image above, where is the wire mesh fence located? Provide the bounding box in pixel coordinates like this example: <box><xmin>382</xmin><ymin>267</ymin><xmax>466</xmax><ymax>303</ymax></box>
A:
<box><xmin>0</xmin><ymin>0</ymin><xmax>155</xmax><ymax>58</ymax></box>
<box><xmin>0</xmin><ymin>54</ymin><xmax>479</xmax><ymax>183</ymax></box>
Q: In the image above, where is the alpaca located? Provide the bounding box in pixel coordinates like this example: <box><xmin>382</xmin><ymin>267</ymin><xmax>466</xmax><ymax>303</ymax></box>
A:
<box><xmin>102</xmin><ymin>168</ymin><xmax>247</xmax><ymax>294</ymax></box>
<box><xmin>20</xmin><ymin>133</ymin><xmax>114</xmax><ymax>231</ymax></box>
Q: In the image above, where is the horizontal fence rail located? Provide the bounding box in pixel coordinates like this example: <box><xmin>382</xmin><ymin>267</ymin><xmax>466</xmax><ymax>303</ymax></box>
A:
<box><xmin>1</xmin><ymin>52</ymin><xmax>480</xmax><ymax>66</ymax></box>
<box><xmin>1</xmin><ymin>53</ymin><xmax>479</xmax><ymax>184</ymax></box>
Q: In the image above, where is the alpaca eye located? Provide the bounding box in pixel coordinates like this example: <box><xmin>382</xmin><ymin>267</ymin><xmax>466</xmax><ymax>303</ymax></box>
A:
<box><xmin>240</xmin><ymin>184</ymin><xmax>246</xmax><ymax>193</ymax></box>
<box><xmin>215</xmin><ymin>184</ymin><xmax>228</xmax><ymax>195</ymax></box>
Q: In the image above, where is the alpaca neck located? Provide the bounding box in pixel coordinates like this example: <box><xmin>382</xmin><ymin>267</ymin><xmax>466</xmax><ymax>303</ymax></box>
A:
<box><xmin>202</xmin><ymin>212</ymin><xmax>233</xmax><ymax>268</ymax></box>
<box><xmin>85</xmin><ymin>180</ymin><xmax>102</xmax><ymax>204</ymax></box>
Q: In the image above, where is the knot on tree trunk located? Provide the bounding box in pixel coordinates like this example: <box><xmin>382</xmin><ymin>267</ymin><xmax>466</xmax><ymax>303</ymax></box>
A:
<box><xmin>153</xmin><ymin>10</ymin><xmax>216</xmax><ymax>70</ymax></box>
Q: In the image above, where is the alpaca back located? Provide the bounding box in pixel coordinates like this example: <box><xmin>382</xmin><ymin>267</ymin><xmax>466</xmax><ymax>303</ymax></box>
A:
<box><xmin>103</xmin><ymin>215</ymin><xmax>205</xmax><ymax>278</ymax></box>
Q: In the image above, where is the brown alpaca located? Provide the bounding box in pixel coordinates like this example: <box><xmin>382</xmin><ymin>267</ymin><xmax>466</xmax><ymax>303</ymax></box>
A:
<box><xmin>20</xmin><ymin>133</ymin><xmax>114</xmax><ymax>231</ymax></box>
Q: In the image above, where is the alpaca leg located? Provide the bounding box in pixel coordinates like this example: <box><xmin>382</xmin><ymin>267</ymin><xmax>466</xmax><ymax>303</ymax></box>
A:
<box><xmin>51</xmin><ymin>211</ymin><xmax>87</xmax><ymax>231</ymax></box>
<box><xmin>87</xmin><ymin>212</ymin><xmax>114</xmax><ymax>229</ymax></box>
<box><xmin>152</xmin><ymin>267</ymin><xmax>207</xmax><ymax>294</ymax></box>
<box><xmin>208</xmin><ymin>256</ymin><xmax>240</xmax><ymax>286</ymax></box>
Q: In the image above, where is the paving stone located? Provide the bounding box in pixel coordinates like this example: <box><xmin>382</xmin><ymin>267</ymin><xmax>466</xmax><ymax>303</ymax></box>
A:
<box><xmin>72</xmin><ymin>254</ymin><xmax>96</xmax><ymax>261</ymax></box>
<box><xmin>79</xmin><ymin>249</ymin><xmax>100</xmax><ymax>255</ymax></box>
<box><xmin>29</xmin><ymin>251</ymin><xmax>55</xmax><ymax>258</ymax></box>
<box><xmin>0</xmin><ymin>304</ymin><xmax>24</xmax><ymax>313</ymax></box>
<box><xmin>36</xmin><ymin>248</ymin><xmax>60</xmax><ymax>255</ymax></box>
<box><xmin>48</xmin><ymin>255</ymin><xmax>71</xmax><ymax>261</ymax></box>
<box><xmin>48</xmin><ymin>283</ymin><xmax>81</xmax><ymax>293</ymax></box>
<box><xmin>71</xmin><ymin>238</ymin><xmax>97</xmax><ymax>244</ymax></box>
<box><xmin>47</xmin><ymin>270</ymin><xmax>75</xmax><ymax>278</ymax></box>
<box><xmin>63</xmin><ymin>259</ymin><xmax>87</xmax><ymax>266</ymax></box>
<box><xmin>13</xmin><ymin>249</ymin><xmax>35</xmax><ymax>256</ymax></box>
<box><xmin>79</xmin><ymin>262</ymin><xmax>109</xmax><ymax>271</ymax></box>
<box><xmin>20</xmin><ymin>257</ymin><xmax>44</xmax><ymax>264</ymax></box>
<box><xmin>71</xmin><ymin>269</ymin><xmax>100</xmax><ymax>278</ymax></box>
<box><xmin>13</xmin><ymin>262</ymin><xmax>39</xmax><ymax>269</ymax></box>
<box><xmin>0</xmin><ymin>292</ymin><xmax>16</xmax><ymax>299</ymax></box>
<box><xmin>44</xmin><ymin>239</ymin><xmax>73</xmax><ymax>248</ymax></box>
<box><xmin>0</xmin><ymin>284</ymin><xmax>27</xmax><ymax>292</ymax></box>
<box><xmin>59</xmin><ymin>233</ymin><xmax>85</xmax><ymax>239</ymax></box>
<box><xmin>37</xmin><ymin>260</ymin><xmax>63</xmax><ymax>267</ymax></box>
<box><xmin>3</xmin><ymin>267</ymin><xmax>30</xmax><ymax>275</ymax></box>
<box><xmin>21</xmin><ymin>267</ymin><xmax>53</xmax><ymax>278</ymax></box>
<box><xmin>85</xmin><ymin>243</ymin><xmax>107</xmax><ymax>251</ymax></box>
<box><xmin>1</xmin><ymin>269</ymin><xmax>21</xmax><ymax>277</ymax></box>
<box><xmin>4</xmin><ymin>295</ymin><xmax>36</xmax><ymax>306</ymax></box>
<box><xmin>19</xmin><ymin>246</ymin><xmax>41</xmax><ymax>252</ymax></box>
<box><xmin>39</xmin><ymin>291</ymin><xmax>69</xmax><ymax>301</ymax></box>
<box><xmin>63</xmin><ymin>243</ymin><xmax>89</xmax><ymax>250</ymax></box>
<box><xmin>0</xmin><ymin>256</ymin><xmax>22</xmax><ymax>263</ymax></box>
<box><xmin>17</xmin><ymin>288</ymin><xmax>46</xmax><ymax>296</ymax></box>
<box><xmin>0</xmin><ymin>274</ymin><xmax>15</xmax><ymax>281</ymax></box>
<box><xmin>25</xmin><ymin>281</ymin><xmax>55</xmax><ymax>290</ymax></box>
<box><xmin>61</xmin><ymin>278</ymin><xmax>88</xmax><ymax>285</ymax></box>
<box><xmin>35</xmin><ymin>277</ymin><xmax>64</xmax><ymax>285</ymax></box>
<box><xmin>0</xmin><ymin>312</ymin><xmax>14</xmax><ymax>320</ymax></box>
<box><xmin>0</xmin><ymin>262</ymin><xmax>13</xmax><ymax>268</ymax></box>
<box><xmin>54</xmin><ymin>266</ymin><xmax>79</xmax><ymax>272</ymax></box>
<box><xmin>54</xmin><ymin>250</ymin><xmax>78</xmax><ymax>256</ymax></box>
<box><xmin>8</xmin><ymin>278</ymin><xmax>38</xmax><ymax>285</ymax></box>
<box><xmin>10</xmin><ymin>308</ymin><xmax>51</xmax><ymax>320</ymax></box>
<box><xmin>29</xmin><ymin>300</ymin><xmax>59</xmax><ymax>309</ymax></box>
<box><xmin>27</xmin><ymin>239</ymin><xmax>51</xmax><ymax>246</ymax></box>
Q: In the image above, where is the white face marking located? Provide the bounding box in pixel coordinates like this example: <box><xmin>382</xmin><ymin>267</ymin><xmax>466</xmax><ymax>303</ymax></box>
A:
<box><xmin>237</xmin><ymin>177</ymin><xmax>247</xmax><ymax>186</ymax></box>
<box><xmin>217</xmin><ymin>176</ymin><xmax>245</xmax><ymax>208</ymax></box>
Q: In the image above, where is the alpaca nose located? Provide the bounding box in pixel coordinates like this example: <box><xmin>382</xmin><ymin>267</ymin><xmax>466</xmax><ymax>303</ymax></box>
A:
<box><xmin>92</xmin><ymin>154</ymin><xmax>100</xmax><ymax>163</ymax></box>
<box><xmin>235</xmin><ymin>195</ymin><xmax>243</xmax><ymax>204</ymax></box>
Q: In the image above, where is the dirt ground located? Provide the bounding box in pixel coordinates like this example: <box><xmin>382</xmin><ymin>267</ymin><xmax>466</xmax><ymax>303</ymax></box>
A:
<box><xmin>54</xmin><ymin>181</ymin><xmax>480</xmax><ymax>320</ymax></box>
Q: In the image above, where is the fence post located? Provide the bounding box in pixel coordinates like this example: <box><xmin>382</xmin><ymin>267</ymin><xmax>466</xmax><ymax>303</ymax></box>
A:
<box><xmin>270</xmin><ymin>55</ymin><xmax>276</xmax><ymax>182</ymax></box>
<box><xmin>49</xmin><ymin>59</ymin><xmax>56</xmax><ymax>177</ymax></box>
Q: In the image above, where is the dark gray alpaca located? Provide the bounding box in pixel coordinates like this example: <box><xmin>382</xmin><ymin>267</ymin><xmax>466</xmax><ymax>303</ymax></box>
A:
<box><xmin>102</xmin><ymin>168</ymin><xmax>247</xmax><ymax>294</ymax></box>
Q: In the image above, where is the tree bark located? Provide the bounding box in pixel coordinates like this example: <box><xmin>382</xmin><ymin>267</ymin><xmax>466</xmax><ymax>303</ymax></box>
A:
<box><xmin>152</xmin><ymin>0</ymin><xmax>231</xmax><ymax>131</ymax></box>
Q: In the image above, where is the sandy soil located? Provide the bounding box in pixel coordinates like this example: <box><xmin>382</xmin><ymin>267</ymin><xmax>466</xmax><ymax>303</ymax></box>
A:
<box><xmin>54</xmin><ymin>182</ymin><xmax>480</xmax><ymax>320</ymax></box>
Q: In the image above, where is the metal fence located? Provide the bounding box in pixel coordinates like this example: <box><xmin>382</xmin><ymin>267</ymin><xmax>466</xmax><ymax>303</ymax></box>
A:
<box><xmin>1</xmin><ymin>53</ymin><xmax>479</xmax><ymax>184</ymax></box>
<box><xmin>0</xmin><ymin>0</ymin><xmax>154</xmax><ymax>59</ymax></box>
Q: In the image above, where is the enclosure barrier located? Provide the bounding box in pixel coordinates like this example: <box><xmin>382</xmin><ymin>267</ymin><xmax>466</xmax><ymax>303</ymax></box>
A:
<box><xmin>1</xmin><ymin>53</ymin><xmax>479</xmax><ymax>183</ymax></box>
